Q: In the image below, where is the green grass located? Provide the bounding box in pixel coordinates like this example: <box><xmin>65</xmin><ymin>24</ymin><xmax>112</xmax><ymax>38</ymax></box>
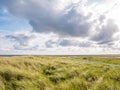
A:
<box><xmin>0</xmin><ymin>56</ymin><xmax>120</xmax><ymax>90</ymax></box>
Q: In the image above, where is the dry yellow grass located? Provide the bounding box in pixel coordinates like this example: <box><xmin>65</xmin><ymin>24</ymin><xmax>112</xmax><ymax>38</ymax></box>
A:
<box><xmin>0</xmin><ymin>56</ymin><xmax>120</xmax><ymax>90</ymax></box>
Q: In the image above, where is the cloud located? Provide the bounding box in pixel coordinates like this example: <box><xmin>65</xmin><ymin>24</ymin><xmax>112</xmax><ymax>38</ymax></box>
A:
<box><xmin>1</xmin><ymin>29</ymin><xmax>120</xmax><ymax>54</ymax></box>
<box><xmin>4</xmin><ymin>31</ymin><xmax>59</xmax><ymax>50</ymax></box>
<box><xmin>59</xmin><ymin>39</ymin><xmax>90</xmax><ymax>47</ymax></box>
<box><xmin>6</xmin><ymin>33</ymin><xmax>35</xmax><ymax>46</ymax></box>
<box><xmin>5</xmin><ymin>31</ymin><xmax>37</xmax><ymax>50</ymax></box>
<box><xmin>0</xmin><ymin>0</ymin><xmax>120</xmax><ymax>54</ymax></box>
<box><xmin>45</xmin><ymin>38</ymin><xmax>93</xmax><ymax>48</ymax></box>
<box><xmin>29</xmin><ymin>4</ymin><xmax>94</xmax><ymax>37</ymax></box>
<box><xmin>1</xmin><ymin>0</ymin><xmax>119</xmax><ymax>38</ymax></box>
<box><xmin>91</xmin><ymin>19</ymin><xmax>119</xmax><ymax>44</ymax></box>
<box><xmin>45</xmin><ymin>40</ymin><xmax>58</xmax><ymax>48</ymax></box>
<box><xmin>0</xmin><ymin>0</ymin><xmax>97</xmax><ymax>37</ymax></box>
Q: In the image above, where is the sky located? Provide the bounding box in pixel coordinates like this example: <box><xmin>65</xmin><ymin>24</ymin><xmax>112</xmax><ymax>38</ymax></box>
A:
<box><xmin>0</xmin><ymin>0</ymin><xmax>120</xmax><ymax>55</ymax></box>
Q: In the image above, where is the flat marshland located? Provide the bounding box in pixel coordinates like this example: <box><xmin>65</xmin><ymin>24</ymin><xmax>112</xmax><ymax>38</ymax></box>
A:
<box><xmin>0</xmin><ymin>56</ymin><xmax>120</xmax><ymax>90</ymax></box>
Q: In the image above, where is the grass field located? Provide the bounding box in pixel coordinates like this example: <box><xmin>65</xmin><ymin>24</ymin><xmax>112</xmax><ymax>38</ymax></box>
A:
<box><xmin>0</xmin><ymin>56</ymin><xmax>120</xmax><ymax>90</ymax></box>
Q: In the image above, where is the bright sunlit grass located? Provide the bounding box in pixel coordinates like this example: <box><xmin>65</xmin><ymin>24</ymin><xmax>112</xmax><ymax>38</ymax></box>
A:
<box><xmin>0</xmin><ymin>56</ymin><xmax>120</xmax><ymax>90</ymax></box>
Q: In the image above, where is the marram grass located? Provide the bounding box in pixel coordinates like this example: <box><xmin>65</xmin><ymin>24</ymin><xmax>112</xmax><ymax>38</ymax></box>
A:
<box><xmin>0</xmin><ymin>56</ymin><xmax>120</xmax><ymax>90</ymax></box>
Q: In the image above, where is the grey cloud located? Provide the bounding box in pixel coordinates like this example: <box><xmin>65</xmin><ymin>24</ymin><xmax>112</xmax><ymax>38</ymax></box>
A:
<box><xmin>1</xmin><ymin>0</ymin><xmax>94</xmax><ymax>37</ymax></box>
<box><xmin>91</xmin><ymin>20</ymin><xmax>119</xmax><ymax>44</ymax></box>
<box><xmin>5</xmin><ymin>33</ymin><xmax>36</xmax><ymax>50</ymax></box>
<box><xmin>78</xmin><ymin>41</ymin><xmax>92</xmax><ymax>47</ymax></box>
<box><xmin>99</xmin><ymin>15</ymin><xmax>106</xmax><ymax>23</ymax></box>
<box><xmin>6</xmin><ymin>34</ymin><xmax>35</xmax><ymax>46</ymax></box>
<box><xmin>59</xmin><ymin>39</ymin><xmax>92</xmax><ymax>47</ymax></box>
<box><xmin>28</xmin><ymin>2</ymin><xmax>93</xmax><ymax>37</ymax></box>
<box><xmin>59</xmin><ymin>39</ymin><xmax>74</xmax><ymax>46</ymax></box>
<box><xmin>14</xmin><ymin>45</ymin><xmax>39</xmax><ymax>50</ymax></box>
<box><xmin>45</xmin><ymin>40</ymin><xmax>58</xmax><ymax>48</ymax></box>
